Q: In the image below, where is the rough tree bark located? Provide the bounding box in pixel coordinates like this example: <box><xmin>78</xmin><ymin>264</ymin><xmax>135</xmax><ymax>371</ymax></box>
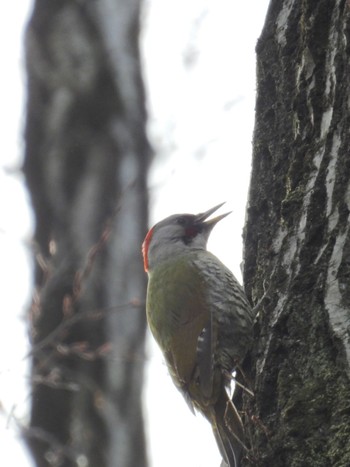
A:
<box><xmin>243</xmin><ymin>1</ymin><xmax>350</xmax><ymax>466</ymax></box>
<box><xmin>23</xmin><ymin>1</ymin><xmax>150</xmax><ymax>466</ymax></box>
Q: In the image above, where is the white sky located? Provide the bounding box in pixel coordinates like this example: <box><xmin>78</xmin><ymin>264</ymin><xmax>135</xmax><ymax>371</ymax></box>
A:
<box><xmin>0</xmin><ymin>1</ymin><xmax>269</xmax><ymax>466</ymax></box>
<box><xmin>0</xmin><ymin>2</ymin><xmax>35</xmax><ymax>466</ymax></box>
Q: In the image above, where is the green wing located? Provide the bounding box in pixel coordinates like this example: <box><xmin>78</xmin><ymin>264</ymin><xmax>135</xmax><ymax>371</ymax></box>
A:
<box><xmin>146</xmin><ymin>257</ymin><xmax>211</xmax><ymax>393</ymax></box>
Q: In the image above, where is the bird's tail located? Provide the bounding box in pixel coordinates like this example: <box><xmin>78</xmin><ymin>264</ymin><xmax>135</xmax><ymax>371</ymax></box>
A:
<box><xmin>212</xmin><ymin>387</ymin><xmax>246</xmax><ymax>467</ymax></box>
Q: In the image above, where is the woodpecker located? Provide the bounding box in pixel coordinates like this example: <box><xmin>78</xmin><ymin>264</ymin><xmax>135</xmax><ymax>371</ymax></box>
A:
<box><xmin>142</xmin><ymin>203</ymin><xmax>253</xmax><ymax>467</ymax></box>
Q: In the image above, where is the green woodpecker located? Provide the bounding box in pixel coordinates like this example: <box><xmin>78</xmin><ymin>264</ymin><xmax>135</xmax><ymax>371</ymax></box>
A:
<box><xmin>142</xmin><ymin>203</ymin><xmax>253</xmax><ymax>467</ymax></box>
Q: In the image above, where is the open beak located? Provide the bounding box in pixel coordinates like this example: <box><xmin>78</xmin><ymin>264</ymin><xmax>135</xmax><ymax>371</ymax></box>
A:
<box><xmin>195</xmin><ymin>202</ymin><xmax>231</xmax><ymax>228</ymax></box>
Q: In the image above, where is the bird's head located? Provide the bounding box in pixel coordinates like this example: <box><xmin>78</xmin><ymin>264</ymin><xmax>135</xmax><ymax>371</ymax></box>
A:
<box><xmin>142</xmin><ymin>203</ymin><xmax>230</xmax><ymax>272</ymax></box>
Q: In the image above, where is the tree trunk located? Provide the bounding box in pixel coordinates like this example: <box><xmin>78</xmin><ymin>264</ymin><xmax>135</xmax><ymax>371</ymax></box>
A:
<box><xmin>23</xmin><ymin>1</ymin><xmax>150</xmax><ymax>466</ymax></box>
<box><xmin>243</xmin><ymin>1</ymin><xmax>350</xmax><ymax>466</ymax></box>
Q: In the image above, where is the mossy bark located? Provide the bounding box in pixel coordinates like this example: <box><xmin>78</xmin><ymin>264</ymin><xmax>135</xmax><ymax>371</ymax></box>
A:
<box><xmin>243</xmin><ymin>1</ymin><xmax>350</xmax><ymax>466</ymax></box>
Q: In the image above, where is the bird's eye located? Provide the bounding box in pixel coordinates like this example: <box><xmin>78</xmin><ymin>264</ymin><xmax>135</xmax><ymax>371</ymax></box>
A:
<box><xmin>177</xmin><ymin>216</ymin><xmax>187</xmax><ymax>226</ymax></box>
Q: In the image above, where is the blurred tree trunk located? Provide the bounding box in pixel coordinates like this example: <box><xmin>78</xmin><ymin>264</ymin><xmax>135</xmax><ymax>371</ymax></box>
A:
<box><xmin>243</xmin><ymin>1</ymin><xmax>350</xmax><ymax>466</ymax></box>
<box><xmin>23</xmin><ymin>1</ymin><xmax>150</xmax><ymax>466</ymax></box>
